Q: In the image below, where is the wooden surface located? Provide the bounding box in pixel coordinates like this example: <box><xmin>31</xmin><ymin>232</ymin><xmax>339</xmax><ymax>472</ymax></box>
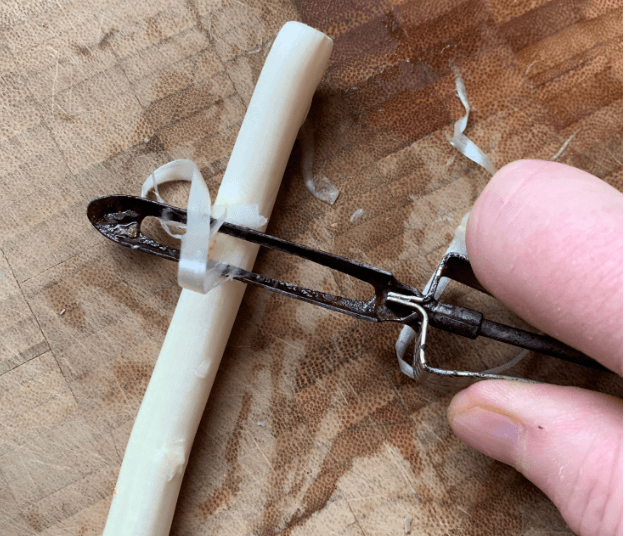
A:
<box><xmin>0</xmin><ymin>1</ymin><xmax>622</xmax><ymax>534</ymax></box>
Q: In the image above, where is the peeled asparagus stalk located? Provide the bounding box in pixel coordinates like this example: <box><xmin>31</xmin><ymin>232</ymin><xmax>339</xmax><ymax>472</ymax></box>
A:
<box><xmin>103</xmin><ymin>22</ymin><xmax>333</xmax><ymax>536</ymax></box>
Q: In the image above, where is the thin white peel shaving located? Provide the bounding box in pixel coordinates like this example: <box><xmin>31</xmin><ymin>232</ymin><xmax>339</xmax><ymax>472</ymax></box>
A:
<box><xmin>446</xmin><ymin>68</ymin><xmax>497</xmax><ymax>176</ymax></box>
<box><xmin>350</xmin><ymin>208</ymin><xmax>365</xmax><ymax>224</ymax></box>
<box><xmin>140</xmin><ymin>159</ymin><xmax>267</xmax><ymax>294</ymax></box>
<box><xmin>299</xmin><ymin>118</ymin><xmax>339</xmax><ymax>204</ymax></box>
<box><xmin>404</xmin><ymin>515</ymin><xmax>414</xmax><ymax>534</ymax></box>
<box><xmin>483</xmin><ymin>349</ymin><xmax>529</xmax><ymax>374</ymax></box>
<box><xmin>551</xmin><ymin>133</ymin><xmax>576</xmax><ymax>161</ymax></box>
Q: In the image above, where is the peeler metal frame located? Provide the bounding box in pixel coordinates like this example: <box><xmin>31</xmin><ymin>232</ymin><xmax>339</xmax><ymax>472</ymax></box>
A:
<box><xmin>87</xmin><ymin>195</ymin><xmax>609</xmax><ymax>387</ymax></box>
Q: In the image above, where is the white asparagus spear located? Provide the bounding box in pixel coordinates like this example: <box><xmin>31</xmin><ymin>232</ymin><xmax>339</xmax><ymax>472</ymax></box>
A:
<box><xmin>103</xmin><ymin>22</ymin><xmax>333</xmax><ymax>536</ymax></box>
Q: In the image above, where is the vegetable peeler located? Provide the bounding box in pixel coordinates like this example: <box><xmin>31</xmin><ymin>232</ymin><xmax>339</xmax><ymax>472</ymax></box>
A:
<box><xmin>87</xmin><ymin>195</ymin><xmax>609</xmax><ymax>387</ymax></box>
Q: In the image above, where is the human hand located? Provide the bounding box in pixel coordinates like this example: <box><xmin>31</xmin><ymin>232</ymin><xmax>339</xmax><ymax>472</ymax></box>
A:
<box><xmin>448</xmin><ymin>160</ymin><xmax>623</xmax><ymax>536</ymax></box>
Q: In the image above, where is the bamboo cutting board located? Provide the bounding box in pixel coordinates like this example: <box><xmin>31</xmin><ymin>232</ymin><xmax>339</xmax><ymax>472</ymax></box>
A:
<box><xmin>0</xmin><ymin>1</ymin><xmax>622</xmax><ymax>534</ymax></box>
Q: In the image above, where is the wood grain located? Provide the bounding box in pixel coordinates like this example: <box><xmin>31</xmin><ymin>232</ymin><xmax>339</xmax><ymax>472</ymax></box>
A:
<box><xmin>0</xmin><ymin>0</ymin><xmax>622</xmax><ymax>534</ymax></box>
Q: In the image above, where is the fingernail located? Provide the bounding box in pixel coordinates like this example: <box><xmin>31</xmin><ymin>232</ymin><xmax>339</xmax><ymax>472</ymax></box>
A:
<box><xmin>451</xmin><ymin>406</ymin><xmax>521</xmax><ymax>466</ymax></box>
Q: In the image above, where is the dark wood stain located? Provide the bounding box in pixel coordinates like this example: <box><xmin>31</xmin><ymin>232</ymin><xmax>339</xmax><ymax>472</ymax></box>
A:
<box><xmin>185</xmin><ymin>0</ymin><xmax>211</xmax><ymax>43</ymax></box>
<box><xmin>545</xmin><ymin>66</ymin><xmax>623</xmax><ymax>129</ymax></box>
<box><xmin>242</xmin><ymin>303</ymin><xmax>429</xmax><ymax>535</ymax></box>
<box><xmin>131</xmin><ymin>70</ymin><xmax>240</xmax><ymax>161</ymax></box>
<box><xmin>143</xmin><ymin>134</ymin><xmax>166</xmax><ymax>154</ymax></box>
<box><xmin>58</xmin><ymin>113</ymin><xmax>76</xmax><ymax>123</ymax></box>
<box><xmin>72</xmin><ymin>43</ymin><xmax>91</xmax><ymax>57</ymax></box>
<box><xmin>143</xmin><ymin>79</ymin><xmax>214</xmax><ymax>130</ymax></box>
<box><xmin>251</xmin><ymin>316</ymin><xmax>343</xmax><ymax>533</ymax></box>
<box><xmin>498</xmin><ymin>0</ymin><xmax>586</xmax><ymax>53</ymax></box>
<box><xmin>398</xmin><ymin>0</ymin><xmax>493</xmax><ymax>71</ymax></box>
<box><xmin>24</xmin><ymin>510</ymin><xmax>45</xmax><ymax>532</ymax></box>
<box><xmin>344</xmin><ymin>59</ymin><xmax>439</xmax><ymax>110</ymax></box>
<box><xmin>97</xmin><ymin>29</ymin><xmax>117</xmax><ymax>50</ymax></box>
<box><xmin>42</xmin><ymin>254</ymin><xmax>172</xmax><ymax>340</ymax></box>
<box><xmin>111</xmin><ymin>354</ymin><xmax>154</xmax><ymax>398</ymax></box>
<box><xmin>366</xmin><ymin>85</ymin><xmax>451</xmax><ymax>144</ymax></box>
<box><xmin>280</xmin><ymin>426</ymin><xmax>384</xmax><ymax>535</ymax></box>
<box><xmin>328</xmin><ymin>9</ymin><xmax>401</xmax><ymax>66</ymax></box>
<box><xmin>81</xmin><ymin>274</ymin><xmax>170</xmax><ymax>338</ymax></box>
<box><xmin>145</xmin><ymin>16</ymin><xmax>163</xmax><ymax>43</ymax></box>
<box><xmin>15</xmin><ymin>340</ymin><xmax>50</xmax><ymax>363</ymax></box>
<box><xmin>43</xmin><ymin>281</ymin><xmax>86</xmax><ymax>331</ymax></box>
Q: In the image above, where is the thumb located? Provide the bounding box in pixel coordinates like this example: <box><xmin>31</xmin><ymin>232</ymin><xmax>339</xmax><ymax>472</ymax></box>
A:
<box><xmin>452</xmin><ymin>160</ymin><xmax>623</xmax><ymax>536</ymax></box>
<box><xmin>448</xmin><ymin>381</ymin><xmax>623</xmax><ymax>536</ymax></box>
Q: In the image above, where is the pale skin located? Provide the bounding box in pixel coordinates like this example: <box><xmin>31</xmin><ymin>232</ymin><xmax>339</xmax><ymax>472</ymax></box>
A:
<box><xmin>448</xmin><ymin>160</ymin><xmax>623</xmax><ymax>536</ymax></box>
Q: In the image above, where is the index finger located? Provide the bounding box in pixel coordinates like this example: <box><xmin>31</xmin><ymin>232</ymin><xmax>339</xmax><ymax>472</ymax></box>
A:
<box><xmin>466</xmin><ymin>160</ymin><xmax>623</xmax><ymax>375</ymax></box>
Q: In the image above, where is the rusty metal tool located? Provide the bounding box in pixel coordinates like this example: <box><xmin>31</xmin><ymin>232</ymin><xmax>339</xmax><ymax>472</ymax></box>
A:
<box><xmin>87</xmin><ymin>195</ymin><xmax>610</xmax><ymax>386</ymax></box>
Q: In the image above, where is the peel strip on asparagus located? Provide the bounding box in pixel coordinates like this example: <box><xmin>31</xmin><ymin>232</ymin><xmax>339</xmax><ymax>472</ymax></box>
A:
<box><xmin>139</xmin><ymin>160</ymin><xmax>266</xmax><ymax>244</ymax></box>
<box><xmin>103</xmin><ymin>22</ymin><xmax>333</xmax><ymax>536</ymax></box>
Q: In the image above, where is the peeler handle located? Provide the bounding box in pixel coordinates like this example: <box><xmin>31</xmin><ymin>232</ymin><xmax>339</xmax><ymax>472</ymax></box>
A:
<box><xmin>478</xmin><ymin>319</ymin><xmax>608</xmax><ymax>371</ymax></box>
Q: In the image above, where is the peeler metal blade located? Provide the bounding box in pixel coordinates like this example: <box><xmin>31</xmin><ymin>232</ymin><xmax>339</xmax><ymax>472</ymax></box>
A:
<box><xmin>88</xmin><ymin>195</ymin><xmax>612</xmax><ymax>386</ymax></box>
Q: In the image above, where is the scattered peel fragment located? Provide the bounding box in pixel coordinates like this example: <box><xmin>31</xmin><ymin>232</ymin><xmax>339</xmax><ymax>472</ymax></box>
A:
<box><xmin>484</xmin><ymin>349</ymin><xmax>529</xmax><ymax>374</ymax></box>
<box><xmin>140</xmin><ymin>159</ymin><xmax>267</xmax><ymax>294</ymax></box>
<box><xmin>404</xmin><ymin>515</ymin><xmax>413</xmax><ymax>534</ymax></box>
<box><xmin>299</xmin><ymin>118</ymin><xmax>339</xmax><ymax>204</ymax></box>
<box><xmin>446</xmin><ymin>67</ymin><xmax>496</xmax><ymax>176</ymax></box>
<box><xmin>551</xmin><ymin>132</ymin><xmax>576</xmax><ymax>161</ymax></box>
<box><xmin>350</xmin><ymin>208</ymin><xmax>365</xmax><ymax>224</ymax></box>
